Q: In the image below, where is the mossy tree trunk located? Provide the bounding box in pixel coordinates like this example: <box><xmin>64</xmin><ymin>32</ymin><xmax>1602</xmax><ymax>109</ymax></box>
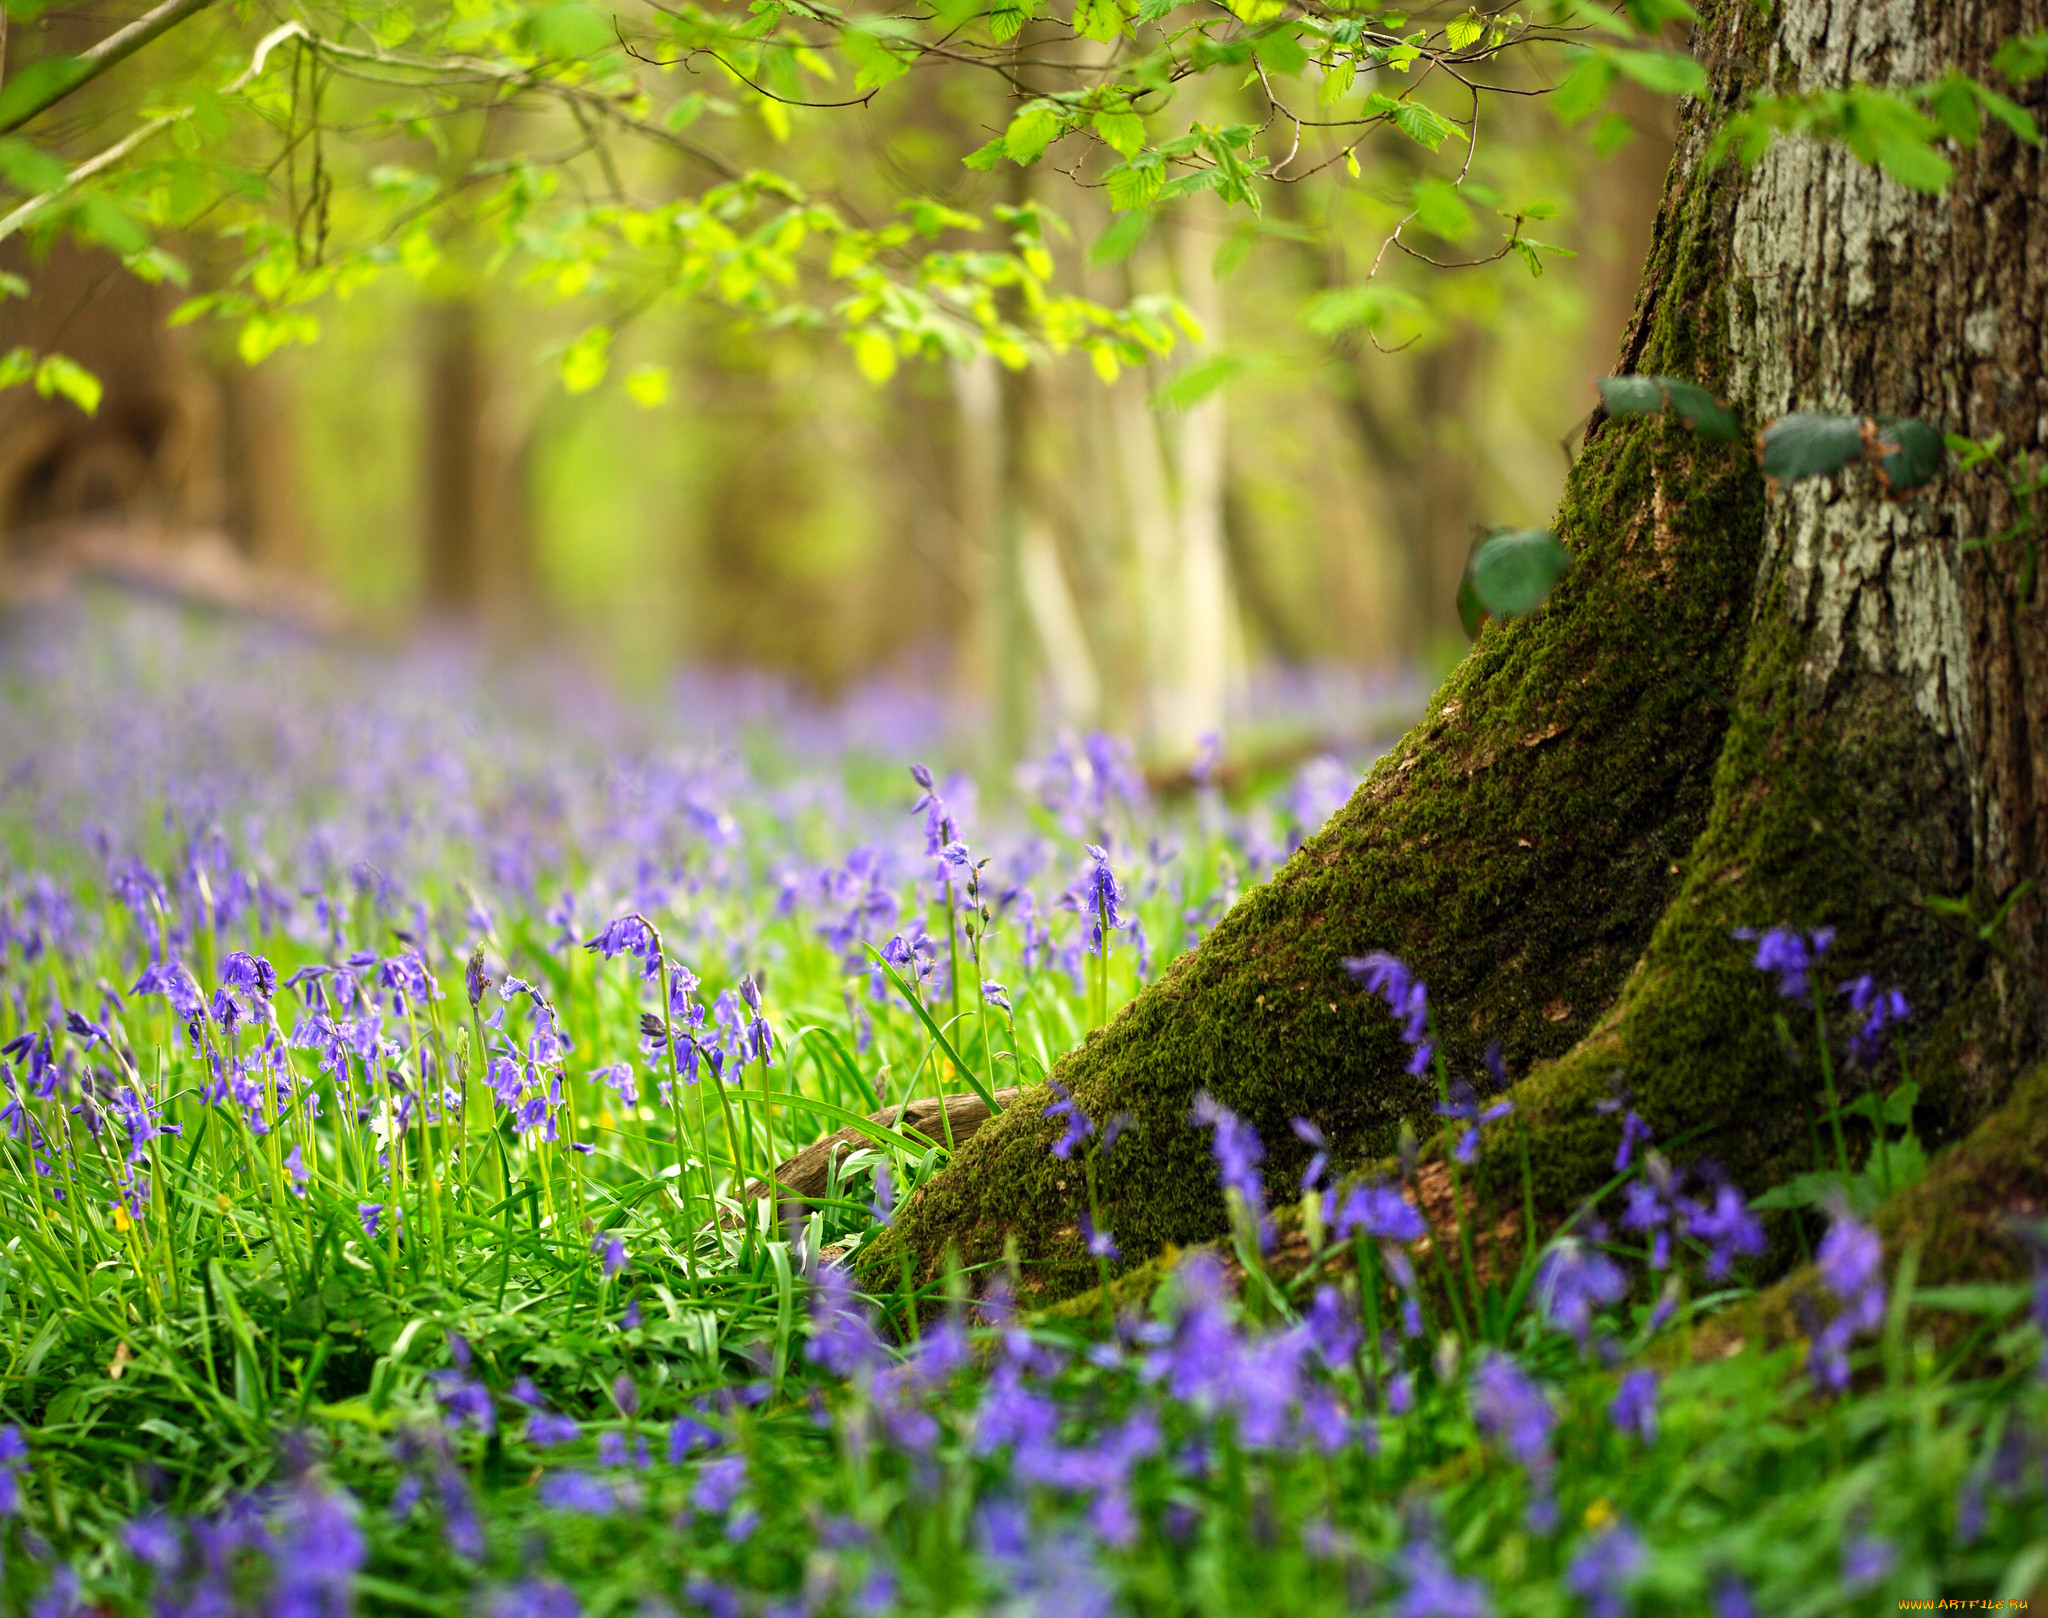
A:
<box><xmin>868</xmin><ymin>0</ymin><xmax>2048</xmax><ymax>1304</ymax></box>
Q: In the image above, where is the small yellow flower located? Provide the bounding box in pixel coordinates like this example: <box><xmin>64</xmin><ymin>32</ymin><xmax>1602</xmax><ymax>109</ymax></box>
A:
<box><xmin>1584</xmin><ymin>1498</ymin><xmax>1616</xmax><ymax>1532</ymax></box>
<box><xmin>113</xmin><ymin>1205</ymin><xmax>133</xmax><ymax>1233</ymax></box>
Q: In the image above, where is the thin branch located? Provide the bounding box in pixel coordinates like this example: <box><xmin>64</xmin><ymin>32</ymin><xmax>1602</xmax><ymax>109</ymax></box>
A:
<box><xmin>0</xmin><ymin>0</ymin><xmax>220</xmax><ymax>135</ymax></box>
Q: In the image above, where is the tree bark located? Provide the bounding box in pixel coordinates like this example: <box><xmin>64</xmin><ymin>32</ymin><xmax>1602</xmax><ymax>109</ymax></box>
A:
<box><xmin>866</xmin><ymin>0</ymin><xmax>2048</xmax><ymax>1304</ymax></box>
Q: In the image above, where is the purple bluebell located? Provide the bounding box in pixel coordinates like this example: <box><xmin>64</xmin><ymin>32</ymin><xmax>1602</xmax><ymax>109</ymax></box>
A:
<box><xmin>1684</xmin><ymin>1184</ymin><xmax>1766</xmax><ymax>1280</ymax></box>
<box><xmin>1565</xmin><ymin>1522</ymin><xmax>1644</xmax><ymax>1618</ymax></box>
<box><xmin>1534</xmin><ymin>1239</ymin><xmax>1629</xmax><ymax>1344</ymax></box>
<box><xmin>1841</xmin><ymin>1535</ymin><xmax>1894</xmax><ymax>1589</ymax></box>
<box><xmin>1291</xmin><ymin>1116</ymin><xmax>1329</xmax><ymax>1192</ymax></box>
<box><xmin>465</xmin><ymin>948</ymin><xmax>488</xmax><ymax>1011</ymax></box>
<box><xmin>1328</xmin><ymin>1179</ymin><xmax>1427</xmax><ymax>1244</ymax></box>
<box><xmin>285</xmin><ymin>1143</ymin><xmax>309</xmax><ymax>1197</ymax></box>
<box><xmin>1608</xmin><ymin>1369</ymin><xmax>1659</xmax><ymax>1444</ymax></box>
<box><xmin>1079</xmin><ymin>845</ymin><xmax>1123</xmax><ymax>954</ymax></box>
<box><xmin>1809</xmin><ymin>1211</ymin><xmax>1886</xmax><ymax>1394</ymax></box>
<box><xmin>487</xmin><ymin>1580</ymin><xmax>582</xmax><ymax>1618</ymax></box>
<box><xmin>1437</xmin><ymin>1079</ymin><xmax>1514</xmax><ymax>1164</ymax></box>
<box><xmin>593</xmin><ymin>1234</ymin><xmax>628</xmax><ymax>1278</ymax></box>
<box><xmin>1044</xmin><ymin>1081</ymin><xmax>1094</xmax><ymax>1160</ymax></box>
<box><xmin>869</xmin><ymin>1161</ymin><xmax>895</xmax><ymax>1225</ymax></box>
<box><xmin>668</xmin><ymin>1415</ymin><xmax>722</xmax><ymax>1462</ymax></box>
<box><xmin>1082</xmin><ymin>1213</ymin><xmax>1118</xmax><ymax>1260</ymax></box>
<box><xmin>612</xmin><ymin>1373</ymin><xmax>639</xmax><ymax>1419</ymax></box>
<box><xmin>537</xmin><ymin>1471</ymin><xmax>614</xmax><ymax>1515</ymax></box>
<box><xmin>271</xmin><ymin>1483</ymin><xmax>367</xmax><ymax>1618</ymax></box>
<box><xmin>809</xmin><ymin>1262</ymin><xmax>883</xmax><ymax>1379</ymax></box>
<box><xmin>692</xmin><ymin>1454</ymin><xmax>746</xmax><ymax>1515</ymax></box>
<box><xmin>1345</xmin><ymin>951</ymin><xmax>1436</xmax><ymax>1075</ymax></box>
<box><xmin>525</xmin><ymin>1412</ymin><xmax>579</xmax><ymax>1448</ymax></box>
<box><xmin>1470</xmin><ymin>1354</ymin><xmax>1555</xmax><ymax>1468</ymax></box>
<box><xmin>982</xmin><ymin>980</ymin><xmax>1012</xmax><ymax>1012</ymax></box>
<box><xmin>1711</xmin><ymin>1576</ymin><xmax>1759</xmax><ymax>1618</ymax></box>
<box><xmin>1838</xmin><ymin>976</ymin><xmax>1910</xmax><ymax>1064</ymax></box>
<box><xmin>1193</xmin><ymin>1091</ymin><xmax>1269</xmax><ymax>1251</ymax></box>
<box><xmin>1734</xmin><ymin>925</ymin><xmax>1835</xmax><ymax>1001</ymax></box>
<box><xmin>123</xmin><ymin>1512</ymin><xmax>183</xmax><ymax>1572</ymax></box>
<box><xmin>1394</xmin><ymin>1541</ymin><xmax>1489</xmax><ymax>1618</ymax></box>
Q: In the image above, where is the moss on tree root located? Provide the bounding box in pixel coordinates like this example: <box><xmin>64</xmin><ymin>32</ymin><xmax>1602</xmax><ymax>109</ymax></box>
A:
<box><xmin>863</xmin><ymin>153</ymin><xmax>1770</xmax><ymax>1306</ymax></box>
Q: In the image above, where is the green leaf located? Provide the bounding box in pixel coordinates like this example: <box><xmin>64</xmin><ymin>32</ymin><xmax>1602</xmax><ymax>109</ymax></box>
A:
<box><xmin>1464</xmin><ymin>528</ymin><xmax>1572</xmax><ymax>623</ymax></box>
<box><xmin>1605</xmin><ymin>45</ymin><xmax>1707</xmax><ymax>98</ymax></box>
<box><xmin>1456</xmin><ymin>570</ymin><xmax>1486</xmax><ymax>639</ymax></box>
<box><xmin>962</xmin><ymin>136</ymin><xmax>1007</xmax><ymax>171</ymax></box>
<box><xmin>0</xmin><ymin>345</ymin><xmax>36</xmax><ymax>389</ymax></box>
<box><xmin>559</xmin><ymin>325</ymin><xmax>612</xmax><ymax>394</ymax></box>
<box><xmin>1303</xmin><ymin>282</ymin><xmax>1421</xmax><ymax>337</ymax></box>
<box><xmin>1003</xmin><ymin>103</ymin><xmax>1065</xmax><ymax>165</ymax></box>
<box><xmin>0</xmin><ymin>136</ymin><xmax>67</xmax><ymax>193</ymax></box>
<box><xmin>1410</xmin><ymin>176</ymin><xmax>1472</xmax><ymax>241</ymax></box>
<box><xmin>1552</xmin><ymin>51</ymin><xmax>1617</xmax><ymax>125</ymax></box>
<box><xmin>33</xmin><ymin>352</ymin><xmax>101</xmax><ymax>416</ymax></box>
<box><xmin>529</xmin><ymin>2</ymin><xmax>612</xmax><ymax>58</ymax></box>
<box><xmin>1993</xmin><ymin>31</ymin><xmax>2048</xmax><ymax>83</ymax></box>
<box><xmin>1073</xmin><ymin>0</ymin><xmax>1127</xmax><ymax>39</ymax></box>
<box><xmin>1152</xmin><ymin>351</ymin><xmax>1247</xmax><ymax>411</ymax></box>
<box><xmin>624</xmin><ymin>364</ymin><xmax>671</xmax><ymax>408</ymax></box>
<box><xmin>1089</xmin><ymin>208</ymin><xmax>1151</xmax><ymax>265</ymax></box>
<box><xmin>1660</xmin><ymin>379</ymin><xmax>1742</xmax><ymax>442</ymax></box>
<box><xmin>1873</xmin><ymin>129</ymin><xmax>1953</xmax><ymax>192</ymax></box>
<box><xmin>1091</xmin><ymin>109</ymin><xmax>1145</xmax><ymax>157</ymax></box>
<box><xmin>1756</xmin><ymin>412</ymin><xmax>1864</xmax><ymax>491</ymax></box>
<box><xmin>1872</xmin><ymin>416</ymin><xmax>1944</xmax><ymax>497</ymax></box>
<box><xmin>1103</xmin><ymin>150</ymin><xmax>1164</xmax><ymax>209</ymax></box>
<box><xmin>1318</xmin><ymin>58</ymin><xmax>1356</xmax><ymax>107</ymax></box>
<box><xmin>1369</xmin><ymin>94</ymin><xmax>1456</xmax><ymax>151</ymax></box>
<box><xmin>1596</xmin><ymin>374</ymin><xmax>1667</xmax><ymax>418</ymax></box>
<box><xmin>850</xmin><ymin>327</ymin><xmax>897</xmax><ymax>384</ymax></box>
<box><xmin>843</xmin><ymin>27</ymin><xmax>912</xmax><ymax>90</ymax></box>
<box><xmin>73</xmin><ymin>196</ymin><xmax>146</xmax><ymax>256</ymax></box>
<box><xmin>987</xmin><ymin>0</ymin><xmax>1038</xmax><ymax>42</ymax></box>
<box><xmin>1444</xmin><ymin>10</ymin><xmax>1483</xmax><ymax>50</ymax></box>
<box><xmin>0</xmin><ymin>56</ymin><xmax>81</xmax><ymax>135</ymax></box>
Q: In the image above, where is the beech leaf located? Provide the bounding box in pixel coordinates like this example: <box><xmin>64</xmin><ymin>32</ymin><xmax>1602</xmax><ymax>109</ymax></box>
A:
<box><xmin>1756</xmin><ymin>412</ymin><xmax>1865</xmax><ymax>490</ymax></box>
<box><xmin>1462</xmin><ymin>528</ymin><xmax>1572</xmax><ymax>632</ymax></box>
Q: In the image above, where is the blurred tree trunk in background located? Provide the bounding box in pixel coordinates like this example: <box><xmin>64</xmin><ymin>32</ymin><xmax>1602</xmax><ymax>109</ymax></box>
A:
<box><xmin>872</xmin><ymin>0</ymin><xmax>2048</xmax><ymax>1306</ymax></box>
<box><xmin>421</xmin><ymin>298</ymin><xmax>490</xmax><ymax>615</ymax></box>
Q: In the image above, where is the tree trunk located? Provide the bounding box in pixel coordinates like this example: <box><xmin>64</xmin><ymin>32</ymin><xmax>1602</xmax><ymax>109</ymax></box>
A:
<box><xmin>866</xmin><ymin>0</ymin><xmax>2048</xmax><ymax>1303</ymax></box>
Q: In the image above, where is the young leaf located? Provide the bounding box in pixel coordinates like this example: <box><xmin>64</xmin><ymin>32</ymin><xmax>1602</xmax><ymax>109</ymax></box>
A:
<box><xmin>1152</xmin><ymin>351</ymin><xmax>1247</xmax><ymax>411</ymax></box>
<box><xmin>1003</xmin><ymin>103</ymin><xmax>1066</xmax><ymax>165</ymax></box>
<box><xmin>1089</xmin><ymin>208</ymin><xmax>1151</xmax><ymax>265</ymax></box>
<box><xmin>1410</xmin><ymin>176</ymin><xmax>1473</xmax><ymax>241</ymax></box>
<box><xmin>559</xmin><ymin>326</ymin><xmax>612</xmax><ymax>395</ymax></box>
<box><xmin>1444</xmin><ymin>10</ymin><xmax>1484</xmax><ymax>50</ymax></box>
<box><xmin>1465</xmin><ymin>529</ymin><xmax>1572</xmax><ymax>623</ymax></box>
<box><xmin>1869</xmin><ymin>417</ymin><xmax>1944</xmax><ymax>497</ymax></box>
<box><xmin>987</xmin><ymin>0</ymin><xmax>1038</xmax><ymax>42</ymax></box>
<box><xmin>1660</xmin><ymin>379</ymin><xmax>1742</xmax><ymax>442</ymax></box>
<box><xmin>1604</xmin><ymin>45</ymin><xmax>1707</xmax><ymax>98</ymax></box>
<box><xmin>34</xmin><ymin>353</ymin><xmax>102</xmax><ymax>417</ymax></box>
<box><xmin>1756</xmin><ymin>412</ymin><xmax>1864</xmax><ymax>491</ymax></box>
<box><xmin>1596</xmin><ymin>374</ymin><xmax>1667</xmax><ymax>418</ymax></box>
<box><xmin>1091</xmin><ymin>108</ymin><xmax>1146</xmax><ymax>157</ymax></box>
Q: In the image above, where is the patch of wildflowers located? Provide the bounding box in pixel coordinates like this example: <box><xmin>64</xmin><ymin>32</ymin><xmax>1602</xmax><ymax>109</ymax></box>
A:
<box><xmin>1609</xmin><ymin>1370</ymin><xmax>1659</xmax><ymax>1444</ymax></box>
<box><xmin>1838</xmin><ymin>976</ymin><xmax>1910</xmax><ymax>1064</ymax></box>
<box><xmin>1808</xmin><ymin>1210</ymin><xmax>1886</xmax><ymax>1395</ymax></box>
<box><xmin>1193</xmin><ymin>1091</ymin><xmax>1269</xmax><ymax>1252</ymax></box>
<box><xmin>1394</xmin><ymin>1541</ymin><xmax>1489</xmax><ymax>1618</ymax></box>
<box><xmin>1734</xmin><ymin>925</ymin><xmax>1835</xmax><ymax>1001</ymax></box>
<box><xmin>1534</xmin><ymin>1239</ymin><xmax>1629</xmax><ymax>1345</ymax></box>
<box><xmin>1470</xmin><ymin>1354</ymin><xmax>1555</xmax><ymax>1468</ymax></box>
<box><xmin>1564</xmin><ymin>1522</ymin><xmax>1644</xmax><ymax>1618</ymax></box>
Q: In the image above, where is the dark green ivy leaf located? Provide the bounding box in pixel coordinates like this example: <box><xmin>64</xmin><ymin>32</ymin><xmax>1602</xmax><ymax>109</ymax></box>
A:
<box><xmin>1596</xmin><ymin>374</ymin><xmax>1741</xmax><ymax>441</ymax></box>
<box><xmin>1872</xmin><ymin>417</ymin><xmax>1945</xmax><ymax>498</ymax></box>
<box><xmin>1755</xmin><ymin>412</ymin><xmax>1864</xmax><ymax>491</ymax></box>
<box><xmin>1461</xmin><ymin>528</ymin><xmax>1572</xmax><ymax>635</ymax></box>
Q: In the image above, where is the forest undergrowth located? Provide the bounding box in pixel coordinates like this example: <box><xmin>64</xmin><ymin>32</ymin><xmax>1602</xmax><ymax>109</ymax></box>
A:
<box><xmin>0</xmin><ymin>599</ymin><xmax>2044</xmax><ymax>1618</ymax></box>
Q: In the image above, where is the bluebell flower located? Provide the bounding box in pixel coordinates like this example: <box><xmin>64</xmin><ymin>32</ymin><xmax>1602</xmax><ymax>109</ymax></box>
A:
<box><xmin>1734</xmin><ymin>925</ymin><xmax>1835</xmax><ymax>1001</ymax></box>
<box><xmin>1329</xmin><ymin>1179</ymin><xmax>1427</xmax><ymax>1243</ymax></box>
<box><xmin>1081</xmin><ymin>1213</ymin><xmax>1118</xmax><ymax>1260</ymax></box>
<box><xmin>869</xmin><ymin>1161</ymin><xmax>896</xmax><ymax>1225</ymax></box>
<box><xmin>809</xmin><ymin>1262</ymin><xmax>883</xmax><ymax>1379</ymax></box>
<box><xmin>1838</xmin><ymin>975</ymin><xmax>1910</xmax><ymax>1064</ymax></box>
<box><xmin>1291</xmin><ymin>1117</ymin><xmax>1329</xmax><ymax>1193</ymax></box>
<box><xmin>538</xmin><ymin>1471</ymin><xmax>614</xmax><ymax>1515</ymax></box>
<box><xmin>285</xmin><ymin>1143</ymin><xmax>310</xmax><ymax>1198</ymax></box>
<box><xmin>465</xmin><ymin>947</ymin><xmax>489</xmax><ymax>1011</ymax></box>
<box><xmin>1684</xmin><ymin>1184</ymin><xmax>1766</xmax><ymax>1280</ymax></box>
<box><xmin>1437</xmin><ymin>1079</ymin><xmax>1514</xmax><ymax>1164</ymax></box>
<box><xmin>612</xmin><ymin>1372</ymin><xmax>639</xmax><ymax>1419</ymax></box>
<box><xmin>1608</xmin><ymin>1369</ymin><xmax>1659</xmax><ymax>1444</ymax></box>
<box><xmin>30</xmin><ymin>1564</ymin><xmax>81</xmax><ymax>1618</ymax></box>
<box><xmin>1079</xmin><ymin>845</ymin><xmax>1123</xmax><ymax>954</ymax></box>
<box><xmin>592</xmin><ymin>1234</ymin><xmax>628</xmax><ymax>1278</ymax></box>
<box><xmin>526</xmin><ymin>1412</ymin><xmax>579</xmax><ymax>1448</ymax></box>
<box><xmin>982</xmin><ymin>980</ymin><xmax>1012</xmax><ymax>1012</ymax></box>
<box><xmin>1711</xmin><ymin>1576</ymin><xmax>1760</xmax><ymax>1618</ymax></box>
<box><xmin>692</xmin><ymin>1454</ymin><xmax>746</xmax><ymax>1515</ymax></box>
<box><xmin>1044</xmin><ymin>1081</ymin><xmax>1094</xmax><ymax>1160</ymax></box>
<box><xmin>271</xmin><ymin>1483</ymin><xmax>366</xmax><ymax>1618</ymax></box>
<box><xmin>1393</xmin><ymin>1541</ymin><xmax>1489</xmax><ymax>1618</ymax></box>
<box><xmin>488</xmin><ymin>1579</ymin><xmax>582</xmax><ymax>1618</ymax></box>
<box><xmin>1470</xmin><ymin>1353</ymin><xmax>1555</xmax><ymax>1467</ymax></box>
<box><xmin>1534</xmin><ymin>1238</ymin><xmax>1629</xmax><ymax>1345</ymax></box>
<box><xmin>1345</xmin><ymin>951</ymin><xmax>1436</xmax><ymax>1075</ymax></box>
<box><xmin>1193</xmin><ymin>1091</ymin><xmax>1269</xmax><ymax>1251</ymax></box>
<box><xmin>1841</xmin><ymin>1535</ymin><xmax>1894</xmax><ymax>1589</ymax></box>
<box><xmin>668</xmin><ymin>1415</ymin><xmax>722</xmax><ymax>1462</ymax></box>
<box><xmin>1565</xmin><ymin>1522</ymin><xmax>1644</xmax><ymax>1618</ymax></box>
<box><xmin>123</xmin><ymin>1511</ymin><xmax>183</xmax><ymax>1572</ymax></box>
<box><xmin>1809</xmin><ymin>1210</ymin><xmax>1886</xmax><ymax>1394</ymax></box>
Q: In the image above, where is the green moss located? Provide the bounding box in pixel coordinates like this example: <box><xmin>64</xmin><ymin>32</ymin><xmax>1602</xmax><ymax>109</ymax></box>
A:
<box><xmin>863</xmin><ymin>145</ymin><xmax>1771</xmax><ymax>1307</ymax></box>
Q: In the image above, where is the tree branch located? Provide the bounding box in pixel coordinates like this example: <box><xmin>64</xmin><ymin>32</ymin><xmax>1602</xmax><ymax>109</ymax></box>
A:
<box><xmin>0</xmin><ymin>0</ymin><xmax>219</xmax><ymax>136</ymax></box>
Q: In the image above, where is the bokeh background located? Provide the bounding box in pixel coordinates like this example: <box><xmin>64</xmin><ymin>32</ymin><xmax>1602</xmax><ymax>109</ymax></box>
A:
<box><xmin>0</xmin><ymin>1</ymin><xmax>1674</xmax><ymax>770</ymax></box>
